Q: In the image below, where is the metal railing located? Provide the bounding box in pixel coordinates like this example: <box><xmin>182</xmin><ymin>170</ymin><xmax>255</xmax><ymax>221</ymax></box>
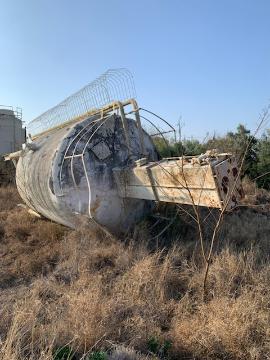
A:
<box><xmin>27</xmin><ymin>68</ymin><xmax>136</xmax><ymax>136</ymax></box>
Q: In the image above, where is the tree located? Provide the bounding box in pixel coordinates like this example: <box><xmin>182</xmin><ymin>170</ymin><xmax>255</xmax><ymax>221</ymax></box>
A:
<box><xmin>152</xmin><ymin>136</ymin><xmax>175</xmax><ymax>158</ymax></box>
<box><xmin>256</xmin><ymin>130</ymin><xmax>270</xmax><ymax>190</ymax></box>
<box><xmin>152</xmin><ymin>124</ymin><xmax>270</xmax><ymax>191</ymax></box>
<box><xmin>182</xmin><ymin>139</ymin><xmax>206</xmax><ymax>156</ymax></box>
<box><xmin>206</xmin><ymin>124</ymin><xmax>258</xmax><ymax>179</ymax></box>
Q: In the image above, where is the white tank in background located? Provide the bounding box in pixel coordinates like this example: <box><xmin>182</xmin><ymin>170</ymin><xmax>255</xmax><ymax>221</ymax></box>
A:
<box><xmin>0</xmin><ymin>106</ymin><xmax>25</xmax><ymax>156</ymax></box>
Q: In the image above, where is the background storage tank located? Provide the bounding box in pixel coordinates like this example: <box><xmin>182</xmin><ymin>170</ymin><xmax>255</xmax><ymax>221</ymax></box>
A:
<box><xmin>0</xmin><ymin>106</ymin><xmax>25</xmax><ymax>155</ymax></box>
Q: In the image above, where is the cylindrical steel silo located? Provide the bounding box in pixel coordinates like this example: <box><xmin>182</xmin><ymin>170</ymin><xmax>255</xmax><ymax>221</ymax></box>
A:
<box><xmin>16</xmin><ymin>113</ymin><xmax>158</xmax><ymax>233</ymax></box>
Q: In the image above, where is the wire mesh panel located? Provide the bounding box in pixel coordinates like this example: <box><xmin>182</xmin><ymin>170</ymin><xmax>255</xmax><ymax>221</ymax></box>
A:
<box><xmin>27</xmin><ymin>68</ymin><xmax>136</xmax><ymax>136</ymax></box>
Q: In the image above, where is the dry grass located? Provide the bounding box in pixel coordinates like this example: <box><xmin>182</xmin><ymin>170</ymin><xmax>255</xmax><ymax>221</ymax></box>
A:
<box><xmin>0</xmin><ymin>185</ymin><xmax>21</xmax><ymax>211</ymax></box>
<box><xmin>241</xmin><ymin>176</ymin><xmax>270</xmax><ymax>207</ymax></box>
<box><xmin>0</xmin><ymin>159</ymin><xmax>16</xmax><ymax>186</ymax></box>
<box><xmin>0</xmin><ymin>187</ymin><xmax>270</xmax><ymax>359</ymax></box>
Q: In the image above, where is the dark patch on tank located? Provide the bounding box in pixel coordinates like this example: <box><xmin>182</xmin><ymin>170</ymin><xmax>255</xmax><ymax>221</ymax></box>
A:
<box><xmin>232</xmin><ymin>167</ymin><xmax>238</xmax><ymax>177</ymax></box>
<box><xmin>221</xmin><ymin>176</ymin><xmax>229</xmax><ymax>194</ymax></box>
<box><xmin>64</xmin><ymin>122</ymin><xmax>93</xmax><ymax>156</ymax></box>
<box><xmin>94</xmin><ymin>164</ymin><xmax>107</xmax><ymax>178</ymax></box>
<box><xmin>232</xmin><ymin>195</ymin><xmax>237</xmax><ymax>204</ymax></box>
<box><xmin>59</xmin><ymin>114</ymin><xmax>158</xmax><ymax>194</ymax></box>
<box><xmin>72</xmin><ymin>157</ymin><xmax>86</xmax><ymax>185</ymax></box>
<box><xmin>49</xmin><ymin>176</ymin><xmax>55</xmax><ymax>195</ymax></box>
<box><xmin>59</xmin><ymin>160</ymin><xmax>70</xmax><ymax>187</ymax></box>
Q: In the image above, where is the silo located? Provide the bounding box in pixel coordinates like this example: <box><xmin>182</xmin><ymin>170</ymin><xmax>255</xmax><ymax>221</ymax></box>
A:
<box><xmin>14</xmin><ymin>103</ymin><xmax>243</xmax><ymax>234</ymax></box>
<box><xmin>16</xmin><ymin>112</ymin><xmax>158</xmax><ymax>234</ymax></box>
<box><xmin>7</xmin><ymin>70</ymin><xmax>243</xmax><ymax>233</ymax></box>
<box><xmin>0</xmin><ymin>107</ymin><xmax>25</xmax><ymax>156</ymax></box>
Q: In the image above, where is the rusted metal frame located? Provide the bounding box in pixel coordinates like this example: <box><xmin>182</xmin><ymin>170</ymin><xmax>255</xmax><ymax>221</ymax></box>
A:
<box><xmin>130</xmin><ymin>98</ymin><xmax>146</xmax><ymax>156</ymax></box>
<box><xmin>145</xmin><ymin>163</ymin><xmax>160</xmax><ymax>202</ymax></box>
<box><xmin>210</xmin><ymin>163</ymin><xmax>224</xmax><ymax>210</ymax></box>
<box><xmin>116</xmin><ymin>101</ymin><xmax>131</xmax><ymax>156</ymax></box>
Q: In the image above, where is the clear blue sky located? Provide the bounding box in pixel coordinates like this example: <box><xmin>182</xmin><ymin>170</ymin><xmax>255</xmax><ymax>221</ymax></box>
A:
<box><xmin>0</xmin><ymin>0</ymin><xmax>270</xmax><ymax>139</ymax></box>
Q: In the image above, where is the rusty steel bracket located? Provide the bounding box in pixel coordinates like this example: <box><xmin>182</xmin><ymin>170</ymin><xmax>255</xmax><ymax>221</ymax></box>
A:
<box><xmin>116</xmin><ymin>101</ymin><xmax>131</xmax><ymax>156</ymax></box>
<box><xmin>130</xmin><ymin>98</ymin><xmax>146</xmax><ymax>156</ymax></box>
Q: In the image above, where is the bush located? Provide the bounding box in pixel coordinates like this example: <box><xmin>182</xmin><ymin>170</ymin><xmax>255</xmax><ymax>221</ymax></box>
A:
<box><xmin>153</xmin><ymin>123</ymin><xmax>270</xmax><ymax>191</ymax></box>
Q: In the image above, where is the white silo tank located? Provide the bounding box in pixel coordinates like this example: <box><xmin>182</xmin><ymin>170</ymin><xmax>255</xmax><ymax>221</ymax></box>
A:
<box><xmin>16</xmin><ymin>113</ymin><xmax>158</xmax><ymax>233</ymax></box>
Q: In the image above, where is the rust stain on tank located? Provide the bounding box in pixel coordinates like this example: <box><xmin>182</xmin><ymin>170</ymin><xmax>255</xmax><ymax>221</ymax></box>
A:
<box><xmin>232</xmin><ymin>167</ymin><xmax>238</xmax><ymax>177</ymax></box>
<box><xmin>221</xmin><ymin>176</ymin><xmax>229</xmax><ymax>194</ymax></box>
<box><xmin>91</xmin><ymin>198</ymin><xmax>101</xmax><ymax>215</ymax></box>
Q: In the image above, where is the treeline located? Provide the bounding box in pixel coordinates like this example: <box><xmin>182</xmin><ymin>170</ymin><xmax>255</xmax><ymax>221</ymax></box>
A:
<box><xmin>153</xmin><ymin>124</ymin><xmax>270</xmax><ymax>190</ymax></box>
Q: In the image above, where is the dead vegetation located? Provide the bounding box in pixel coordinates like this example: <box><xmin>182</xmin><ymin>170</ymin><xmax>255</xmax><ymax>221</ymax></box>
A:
<box><xmin>0</xmin><ymin>159</ymin><xmax>16</xmax><ymax>186</ymax></box>
<box><xmin>0</xmin><ymin>186</ymin><xmax>270</xmax><ymax>359</ymax></box>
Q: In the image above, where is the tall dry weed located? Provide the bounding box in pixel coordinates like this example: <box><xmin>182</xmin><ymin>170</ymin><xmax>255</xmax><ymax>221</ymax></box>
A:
<box><xmin>0</xmin><ymin>187</ymin><xmax>270</xmax><ymax>359</ymax></box>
